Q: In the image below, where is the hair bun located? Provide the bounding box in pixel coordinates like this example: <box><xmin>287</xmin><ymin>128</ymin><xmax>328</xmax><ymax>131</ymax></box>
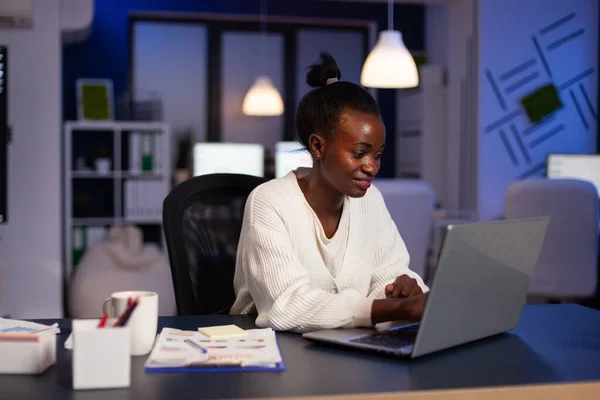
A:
<box><xmin>306</xmin><ymin>52</ymin><xmax>342</xmax><ymax>88</ymax></box>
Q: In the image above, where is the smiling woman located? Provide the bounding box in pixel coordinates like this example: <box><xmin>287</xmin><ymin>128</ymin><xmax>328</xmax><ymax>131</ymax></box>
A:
<box><xmin>230</xmin><ymin>53</ymin><xmax>429</xmax><ymax>333</ymax></box>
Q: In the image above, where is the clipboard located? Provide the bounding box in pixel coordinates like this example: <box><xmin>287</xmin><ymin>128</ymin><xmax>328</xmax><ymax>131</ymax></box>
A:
<box><xmin>145</xmin><ymin>359</ymin><xmax>287</xmax><ymax>373</ymax></box>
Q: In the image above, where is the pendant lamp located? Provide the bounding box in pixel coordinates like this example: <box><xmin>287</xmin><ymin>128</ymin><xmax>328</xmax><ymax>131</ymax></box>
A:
<box><xmin>242</xmin><ymin>76</ymin><xmax>284</xmax><ymax>116</ymax></box>
<box><xmin>360</xmin><ymin>0</ymin><xmax>419</xmax><ymax>88</ymax></box>
<box><xmin>242</xmin><ymin>0</ymin><xmax>284</xmax><ymax>116</ymax></box>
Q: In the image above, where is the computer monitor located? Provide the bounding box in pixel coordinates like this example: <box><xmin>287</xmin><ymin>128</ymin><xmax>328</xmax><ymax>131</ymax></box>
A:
<box><xmin>546</xmin><ymin>153</ymin><xmax>600</xmax><ymax>196</ymax></box>
<box><xmin>274</xmin><ymin>141</ymin><xmax>312</xmax><ymax>179</ymax></box>
<box><xmin>193</xmin><ymin>142</ymin><xmax>264</xmax><ymax>177</ymax></box>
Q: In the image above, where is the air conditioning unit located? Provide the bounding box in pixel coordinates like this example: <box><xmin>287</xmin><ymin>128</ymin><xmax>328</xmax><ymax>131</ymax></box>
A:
<box><xmin>61</xmin><ymin>0</ymin><xmax>94</xmax><ymax>45</ymax></box>
<box><xmin>0</xmin><ymin>0</ymin><xmax>33</xmax><ymax>28</ymax></box>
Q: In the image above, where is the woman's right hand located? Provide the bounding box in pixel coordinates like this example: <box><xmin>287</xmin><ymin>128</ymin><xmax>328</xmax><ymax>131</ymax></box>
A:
<box><xmin>371</xmin><ymin>293</ymin><xmax>429</xmax><ymax>324</ymax></box>
<box><xmin>400</xmin><ymin>293</ymin><xmax>429</xmax><ymax>321</ymax></box>
<box><xmin>385</xmin><ymin>275</ymin><xmax>423</xmax><ymax>298</ymax></box>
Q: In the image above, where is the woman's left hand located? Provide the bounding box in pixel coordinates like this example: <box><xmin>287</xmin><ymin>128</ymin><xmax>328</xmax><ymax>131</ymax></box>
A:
<box><xmin>385</xmin><ymin>275</ymin><xmax>423</xmax><ymax>298</ymax></box>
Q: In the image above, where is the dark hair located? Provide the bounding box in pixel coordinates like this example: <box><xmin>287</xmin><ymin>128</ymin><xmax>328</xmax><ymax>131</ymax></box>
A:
<box><xmin>295</xmin><ymin>52</ymin><xmax>380</xmax><ymax>153</ymax></box>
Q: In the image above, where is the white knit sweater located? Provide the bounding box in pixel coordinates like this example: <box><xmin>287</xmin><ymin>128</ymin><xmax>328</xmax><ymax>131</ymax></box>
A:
<box><xmin>230</xmin><ymin>168</ymin><xmax>428</xmax><ymax>332</ymax></box>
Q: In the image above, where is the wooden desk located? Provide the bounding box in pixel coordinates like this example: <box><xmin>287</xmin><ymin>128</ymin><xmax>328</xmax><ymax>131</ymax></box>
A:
<box><xmin>0</xmin><ymin>304</ymin><xmax>599</xmax><ymax>399</ymax></box>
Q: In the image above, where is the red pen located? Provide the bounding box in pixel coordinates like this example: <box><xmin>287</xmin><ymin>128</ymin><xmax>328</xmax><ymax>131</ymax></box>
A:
<box><xmin>113</xmin><ymin>297</ymin><xmax>139</xmax><ymax>327</ymax></box>
<box><xmin>119</xmin><ymin>298</ymin><xmax>140</xmax><ymax>327</ymax></box>
<box><xmin>115</xmin><ymin>297</ymin><xmax>133</xmax><ymax>327</ymax></box>
<box><xmin>97</xmin><ymin>314</ymin><xmax>108</xmax><ymax>328</ymax></box>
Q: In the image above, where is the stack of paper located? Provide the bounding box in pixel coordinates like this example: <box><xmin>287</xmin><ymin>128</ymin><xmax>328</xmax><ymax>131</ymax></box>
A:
<box><xmin>144</xmin><ymin>327</ymin><xmax>285</xmax><ymax>372</ymax></box>
<box><xmin>197</xmin><ymin>324</ymin><xmax>248</xmax><ymax>338</ymax></box>
<box><xmin>0</xmin><ymin>318</ymin><xmax>60</xmax><ymax>335</ymax></box>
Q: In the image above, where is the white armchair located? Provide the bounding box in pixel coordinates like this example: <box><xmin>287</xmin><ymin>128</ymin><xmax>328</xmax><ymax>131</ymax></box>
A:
<box><xmin>373</xmin><ymin>179</ymin><xmax>436</xmax><ymax>280</ymax></box>
<box><xmin>505</xmin><ymin>178</ymin><xmax>599</xmax><ymax>301</ymax></box>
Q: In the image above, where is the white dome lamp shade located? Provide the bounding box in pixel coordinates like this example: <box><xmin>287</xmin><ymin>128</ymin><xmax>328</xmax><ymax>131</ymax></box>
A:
<box><xmin>242</xmin><ymin>0</ymin><xmax>284</xmax><ymax>116</ymax></box>
<box><xmin>242</xmin><ymin>76</ymin><xmax>284</xmax><ymax>116</ymax></box>
<box><xmin>360</xmin><ymin>30</ymin><xmax>419</xmax><ymax>88</ymax></box>
<box><xmin>360</xmin><ymin>0</ymin><xmax>419</xmax><ymax>89</ymax></box>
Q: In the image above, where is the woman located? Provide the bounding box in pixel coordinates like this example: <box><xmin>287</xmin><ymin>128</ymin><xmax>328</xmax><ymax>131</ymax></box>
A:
<box><xmin>231</xmin><ymin>53</ymin><xmax>429</xmax><ymax>332</ymax></box>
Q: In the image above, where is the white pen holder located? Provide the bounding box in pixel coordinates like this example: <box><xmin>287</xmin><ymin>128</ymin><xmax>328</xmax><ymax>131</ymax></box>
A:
<box><xmin>72</xmin><ymin>319</ymin><xmax>131</xmax><ymax>390</ymax></box>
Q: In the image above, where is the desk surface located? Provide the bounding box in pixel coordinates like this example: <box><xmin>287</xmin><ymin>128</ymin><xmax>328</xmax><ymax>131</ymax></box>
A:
<box><xmin>1</xmin><ymin>304</ymin><xmax>600</xmax><ymax>400</ymax></box>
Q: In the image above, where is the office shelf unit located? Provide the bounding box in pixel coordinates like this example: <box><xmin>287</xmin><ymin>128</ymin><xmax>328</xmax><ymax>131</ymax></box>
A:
<box><xmin>63</xmin><ymin>120</ymin><xmax>171</xmax><ymax>284</ymax></box>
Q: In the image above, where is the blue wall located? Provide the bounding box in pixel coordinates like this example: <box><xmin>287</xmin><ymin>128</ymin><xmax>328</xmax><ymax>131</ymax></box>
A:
<box><xmin>62</xmin><ymin>0</ymin><xmax>425</xmax><ymax>177</ymax></box>
<box><xmin>478</xmin><ymin>0</ymin><xmax>598</xmax><ymax>220</ymax></box>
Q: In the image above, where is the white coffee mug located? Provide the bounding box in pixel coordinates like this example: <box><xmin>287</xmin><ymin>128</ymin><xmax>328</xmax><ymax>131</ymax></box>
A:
<box><xmin>102</xmin><ymin>291</ymin><xmax>158</xmax><ymax>356</ymax></box>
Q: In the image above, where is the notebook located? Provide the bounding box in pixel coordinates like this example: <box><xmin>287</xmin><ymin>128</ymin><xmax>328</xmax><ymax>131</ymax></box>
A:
<box><xmin>197</xmin><ymin>324</ymin><xmax>247</xmax><ymax>339</ymax></box>
<box><xmin>144</xmin><ymin>327</ymin><xmax>286</xmax><ymax>373</ymax></box>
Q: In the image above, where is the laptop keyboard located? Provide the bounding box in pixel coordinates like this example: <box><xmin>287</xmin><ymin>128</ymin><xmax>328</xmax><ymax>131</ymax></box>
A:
<box><xmin>348</xmin><ymin>324</ymin><xmax>419</xmax><ymax>349</ymax></box>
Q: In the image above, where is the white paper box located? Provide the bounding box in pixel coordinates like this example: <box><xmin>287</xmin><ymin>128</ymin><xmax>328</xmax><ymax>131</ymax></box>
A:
<box><xmin>0</xmin><ymin>334</ymin><xmax>56</xmax><ymax>374</ymax></box>
<box><xmin>72</xmin><ymin>319</ymin><xmax>130</xmax><ymax>390</ymax></box>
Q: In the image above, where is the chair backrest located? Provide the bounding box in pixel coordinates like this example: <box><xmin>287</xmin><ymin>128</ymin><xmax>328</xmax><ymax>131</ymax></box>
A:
<box><xmin>373</xmin><ymin>179</ymin><xmax>436</xmax><ymax>279</ymax></box>
<box><xmin>505</xmin><ymin>178</ymin><xmax>599</xmax><ymax>299</ymax></box>
<box><xmin>163</xmin><ymin>173</ymin><xmax>267</xmax><ymax>315</ymax></box>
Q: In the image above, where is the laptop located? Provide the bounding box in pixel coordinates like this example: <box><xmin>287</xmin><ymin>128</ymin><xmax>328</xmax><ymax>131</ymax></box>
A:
<box><xmin>303</xmin><ymin>217</ymin><xmax>550</xmax><ymax>359</ymax></box>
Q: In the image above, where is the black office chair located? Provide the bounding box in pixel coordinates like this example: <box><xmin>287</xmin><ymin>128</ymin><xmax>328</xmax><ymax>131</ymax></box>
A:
<box><xmin>162</xmin><ymin>173</ymin><xmax>268</xmax><ymax>315</ymax></box>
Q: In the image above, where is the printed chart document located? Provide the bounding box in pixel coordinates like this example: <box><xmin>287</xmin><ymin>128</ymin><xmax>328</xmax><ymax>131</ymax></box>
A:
<box><xmin>0</xmin><ymin>318</ymin><xmax>60</xmax><ymax>335</ymax></box>
<box><xmin>144</xmin><ymin>327</ymin><xmax>285</xmax><ymax>372</ymax></box>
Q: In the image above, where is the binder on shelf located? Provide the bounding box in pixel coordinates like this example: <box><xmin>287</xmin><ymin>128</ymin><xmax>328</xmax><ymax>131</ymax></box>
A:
<box><xmin>141</xmin><ymin>133</ymin><xmax>154</xmax><ymax>173</ymax></box>
<box><xmin>72</xmin><ymin>227</ymin><xmax>86</xmax><ymax>267</ymax></box>
<box><xmin>86</xmin><ymin>227</ymin><xmax>107</xmax><ymax>248</ymax></box>
<box><xmin>125</xmin><ymin>180</ymin><xmax>135</xmax><ymax>219</ymax></box>
<box><xmin>153</xmin><ymin>134</ymin><xmax>162</xmax><ymax>172</ymax></box>
<box><xmin>129</xmin><ymin>131</ymin><xmax>162</xmax><ymax>176</ymax></box>
<box><xmin>124</xmin><ymin>180</ymin><xmax>164</xmax><ymax>222</ymax></box>
<box><xmin>129</xmin><ymin>132</ymin><xmax>141</xmax><ymax>175</ymax></box>
<box><xmin>139</xmin><ymin>179</ymin><xmax>148</xmax><ymax>218</ymax></box>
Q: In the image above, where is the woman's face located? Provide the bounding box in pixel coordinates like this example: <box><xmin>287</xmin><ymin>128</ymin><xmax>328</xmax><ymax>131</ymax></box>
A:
<box><xmin>313</xmin><ymin>109</ymin><xmax>386</xmax><ymax>198</ymax></box>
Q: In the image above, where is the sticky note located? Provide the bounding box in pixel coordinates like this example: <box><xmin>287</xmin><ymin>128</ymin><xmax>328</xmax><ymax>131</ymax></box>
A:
<box><xmin>197</xmin><ymin>324</ymin><xmax>248</xmax><ymax>339</ymax></box>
